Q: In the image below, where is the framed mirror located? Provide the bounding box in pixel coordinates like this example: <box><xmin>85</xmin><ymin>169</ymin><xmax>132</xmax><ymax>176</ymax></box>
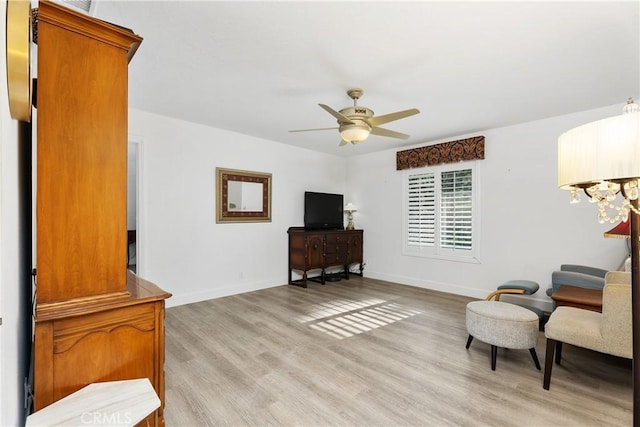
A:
<box><xmin>216</xmin><ymin>167</ymin><xmax>272</xmax><ymax>223</ymax></box>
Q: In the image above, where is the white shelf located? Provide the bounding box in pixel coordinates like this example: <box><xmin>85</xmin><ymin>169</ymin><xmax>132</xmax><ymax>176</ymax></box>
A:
<box><xmin>26</xmin><ymin>378</ymin><xmax>160</xmax><ymax>427</ymax></box>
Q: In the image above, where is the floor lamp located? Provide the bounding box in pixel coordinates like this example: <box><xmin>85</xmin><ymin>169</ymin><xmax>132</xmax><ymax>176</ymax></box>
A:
<box><xmin>558</xmin><ymin>98</ymin><xmax>640</xmax><ymax>425</ymax></box>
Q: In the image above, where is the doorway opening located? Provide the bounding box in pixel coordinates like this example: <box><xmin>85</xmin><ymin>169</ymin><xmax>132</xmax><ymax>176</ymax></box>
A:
<box><xmin>127</xmin><ymin>140</ymin><xmax>140</xmax><ymax>273</ymax></box>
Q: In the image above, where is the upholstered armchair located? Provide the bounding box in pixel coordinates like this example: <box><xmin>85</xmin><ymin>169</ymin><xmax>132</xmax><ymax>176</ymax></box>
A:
<box><xmin>545</xmin><ymin>264</ymin><xmax>608</xmax><ymax>297</ymax></box>
<box><xmin>543</xmin><ymin>271</ymin><xmax>632</xmax><ymax>390</ymax></box>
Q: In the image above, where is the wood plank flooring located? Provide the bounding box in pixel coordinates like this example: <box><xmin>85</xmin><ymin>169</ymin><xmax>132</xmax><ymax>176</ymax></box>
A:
<box><xmin>164</xmin><ymin>277</ymin><xmax>632</xmax><ymax>426</ymax></box>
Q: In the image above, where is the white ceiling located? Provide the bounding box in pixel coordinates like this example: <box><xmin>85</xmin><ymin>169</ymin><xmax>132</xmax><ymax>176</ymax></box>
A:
<box><xmin>90</xmin><ymin>1</ymin><xmax>640</xmax><ymax>157</ymax></box>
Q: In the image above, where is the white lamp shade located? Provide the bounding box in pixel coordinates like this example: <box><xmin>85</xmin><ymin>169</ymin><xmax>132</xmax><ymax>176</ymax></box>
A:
<box><xmin>344</xmin><ymin>203</ymin><xmax>357</xmax><ymax>212</ymax></box>
<box><xmin>558</xmin><ymin>112</ymin><xmax>640</xmax><ymax>189</ymax></box>
<box><xmin>340</xmin><ymin>125</ymin><xmax>370</xmax><ymax>143</ymax></box>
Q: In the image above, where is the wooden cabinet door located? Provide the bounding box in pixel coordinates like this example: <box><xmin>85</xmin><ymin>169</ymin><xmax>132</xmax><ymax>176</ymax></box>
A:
<box><xmin>347</xmin><ymin>232</ymin><xmax>363</xmax><ymax>265</ymax></box>
<box><xmin>306</xmin><ymin>234</ymin><xmax>325</xmax><ymax>268</ymax></box>
<box><xmin>34</xmin><ymin>303</ymin><xmax>160</xmax><ymax>409</ymax></box>
<box><xmin>36</xmin><ymin>1</ymin><xmax>142</xmax><ymax>303</ymax></box>
<box><xmin>288</xmin><ymin>233</ymin><xmax>307</xmax><ymax>271</ymax></box>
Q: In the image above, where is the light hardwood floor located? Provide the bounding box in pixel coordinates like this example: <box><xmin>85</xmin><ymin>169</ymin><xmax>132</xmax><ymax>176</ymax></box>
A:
<box><xmin>164</xmin><ymin>276</ymin><xmax>632</xmax><ymax>426</ymax></box>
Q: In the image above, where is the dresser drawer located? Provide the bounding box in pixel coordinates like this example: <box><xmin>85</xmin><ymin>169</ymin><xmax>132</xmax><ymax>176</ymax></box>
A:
<box><xmin>325</xmin><ymin>242</ymin><xmax>348</xmax><ymax>255</ymax></box>
<box><xmin>325</xmin><ymin>234</ymin><xmax>349</xmax><ymax>245</ymax></box>
<box><xmin>325</xmin><ymin>253</ymin><xmax>348</xmax><ymax>265</ymax></box>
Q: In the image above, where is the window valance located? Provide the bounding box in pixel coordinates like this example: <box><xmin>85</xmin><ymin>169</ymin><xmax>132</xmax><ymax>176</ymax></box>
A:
<box><xmin>396</xmin><ymin>136</ymin><xmax>485</xmax><ymax>171</ymax></box>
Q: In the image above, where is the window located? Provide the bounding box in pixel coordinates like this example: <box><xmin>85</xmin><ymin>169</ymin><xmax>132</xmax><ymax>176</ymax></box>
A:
<box><xmin>403</xmin><ymin>162</ymin><xmax>479</xmax><ymax>262</ymax></box>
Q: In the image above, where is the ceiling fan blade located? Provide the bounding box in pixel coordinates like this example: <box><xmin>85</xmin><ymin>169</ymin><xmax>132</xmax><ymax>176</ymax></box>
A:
<box><xmin>368</xmin><ymin>108</ymin><xmax>420</xmax><ymax>127</ymax></box>
<box><xmin>339</xmin><ymin>139</ymin><xmax>350</xmax><ymax>146</ymax></box>
<box><xmin>289</xmin><ymin>126</ymin><xmax>338</xmax><ymax>133</ymax></box>
<box><xmin>370</xmin><ymin>126</ymin><xmax>410</xmax><ymax>140</ymax></box>
<box><xmin>319</xmin><ymin>104</ymin><xmax>355</xmax><ymax>124</ymax></box>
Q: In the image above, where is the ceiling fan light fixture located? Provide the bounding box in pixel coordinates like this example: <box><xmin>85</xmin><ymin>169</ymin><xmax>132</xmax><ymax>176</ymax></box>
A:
<box><xmin>340</xmin><ymin>123</ymin><xmax>371</xmax><ymax>143</ymax></box>
<box><xmin>289</xmin><ymin>88</ymin><xmax>419</xmax><ymax>146</ymax></box>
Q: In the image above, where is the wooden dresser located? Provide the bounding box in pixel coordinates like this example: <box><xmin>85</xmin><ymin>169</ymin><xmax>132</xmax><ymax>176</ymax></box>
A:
<box><xmin>287</xmin><ymin>227</ymin><xmax>363</xmax><ymax>287</ymax></box>
<box><xmin>33</xmin><ymin>2</ymin><xmax>170</xmax><ymax>425</ymax></box>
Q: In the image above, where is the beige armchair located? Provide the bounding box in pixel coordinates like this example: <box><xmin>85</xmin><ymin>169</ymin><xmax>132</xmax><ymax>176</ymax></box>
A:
<box><xmin>543</xmin><ymin>271</ymin><xmax>632</xmax><ymax>390</ymax></box>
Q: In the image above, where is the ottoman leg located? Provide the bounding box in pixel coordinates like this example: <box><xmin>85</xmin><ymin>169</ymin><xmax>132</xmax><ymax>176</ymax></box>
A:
<box><xmin>529</xmin><ymin>348</ymin><xmax>541</xmax><ymax>370</ymax></box>
<box><xmin>465</xmin><ymin>335</ymin><xmax>474</xmax><ymax>349</ymax></box>
<box><xmin>491</xmin><ymin>345</ymin><xmax>497</xmax><ymax>371</ymax></box>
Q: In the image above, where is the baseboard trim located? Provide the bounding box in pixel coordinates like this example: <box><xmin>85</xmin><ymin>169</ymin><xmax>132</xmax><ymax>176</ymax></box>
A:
<box><xmin>365</xmin><ymin>271</ymin><xmax>554</xmax><ymax>312</ymax></box>
<box><xmin>166</xmin><ymin>271</ymin><xmax>555</xmax><ymax>312</ymax></box>
<box><xmin>166</xmin><ymin>279</ymin><xmax>282</xmax><ymax>308</ymax></box>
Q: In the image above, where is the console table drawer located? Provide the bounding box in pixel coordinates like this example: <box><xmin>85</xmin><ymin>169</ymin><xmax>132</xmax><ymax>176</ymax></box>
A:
<box><xmin>325</xmin><ymin>243</ymin><xmax>348</xmax><ymax>254</ymax></box>
<box><xmin>326</xmin><ymin>253</ymin><xmax>349</xmax><ymax>265</ymax></box>
<box><xmin>326</xmin><ymin>234</ymin><xmax>349</xmax><ymax>245</ymax></box>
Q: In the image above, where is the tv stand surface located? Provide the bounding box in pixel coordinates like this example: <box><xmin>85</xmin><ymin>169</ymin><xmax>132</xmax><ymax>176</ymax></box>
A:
<box><xmin>287</xmin><ymin>227</ymin><xmax>363</xmax><ymax>288</ymax></box>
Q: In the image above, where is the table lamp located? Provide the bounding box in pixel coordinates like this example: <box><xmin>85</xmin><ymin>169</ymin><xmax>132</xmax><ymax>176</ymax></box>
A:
<box><xmin>604</xmin><ymin>218</ymin><xmax>632</xmax><ymax>271</ymax></box>
<box><xmin>344</xmin><ymin>203</ymin><xmax>357</xmax><ymax>230</ymax></box>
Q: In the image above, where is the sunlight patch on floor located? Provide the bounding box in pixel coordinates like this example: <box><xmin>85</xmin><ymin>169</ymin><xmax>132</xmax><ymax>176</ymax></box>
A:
<box><xmin>297</xmin><ymin>298</ymin><xmax>422</xmax><ymax>339</ymax></box>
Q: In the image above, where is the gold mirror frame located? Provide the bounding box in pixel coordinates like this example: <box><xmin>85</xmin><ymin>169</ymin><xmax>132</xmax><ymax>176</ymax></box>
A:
<box><xmin>5</xmin><ymin>0</ymin><xmax>32</xmax><ymax>122</ymax></box>
<box><xmin>216</xmin><ymin>167</ymin><xmax>272</xmax><ymax>223</ymax></box>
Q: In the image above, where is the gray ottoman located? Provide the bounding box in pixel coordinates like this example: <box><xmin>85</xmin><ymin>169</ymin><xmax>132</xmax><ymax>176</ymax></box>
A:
<box><xmin>465</xmin><ymin>300</ymin><xmax>540</xmax><ymax>371</ymax></box>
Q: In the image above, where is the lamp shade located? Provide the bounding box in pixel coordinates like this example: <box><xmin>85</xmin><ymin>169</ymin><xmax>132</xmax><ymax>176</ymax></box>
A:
<box><xmin>558</xmin><ymin>111</ymin><xmax>640</xmax><ymax>189</ymax></box>
<box><xmin>604</xmin><ymin>218</ymin><xmax>631</xmax><ymax>239</ymax></box>
<box><xmin>344</xmin><ymin>203</ymin><xmax>357</xmax><ymax>213</ymax></box>
<box><xmin>340</xmin><ymin>124</ymin><xmax>371</xmax><ymax>143</ymax></box>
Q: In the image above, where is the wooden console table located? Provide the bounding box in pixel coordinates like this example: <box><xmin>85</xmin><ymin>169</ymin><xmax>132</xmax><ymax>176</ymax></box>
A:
<box><xmin>287</xmin><ymin>227</ymin><xmax>363</xmax><ymax>287</ymax></box>
<box><xmin>551</xmin><ymin>285</ymin><xmax>603</xmax><ymax>312</ymax></box>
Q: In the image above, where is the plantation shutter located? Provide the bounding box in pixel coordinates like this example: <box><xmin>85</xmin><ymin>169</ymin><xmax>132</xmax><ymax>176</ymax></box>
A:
<box><xmin>440</xmin><ymin>169</ymin><xmax>473</xmax><ymax>250</ymax></box>
<box><xmin>407</xmin><ymin>173</ymin><xmax>435</xmax><ymax>247</ymax></box>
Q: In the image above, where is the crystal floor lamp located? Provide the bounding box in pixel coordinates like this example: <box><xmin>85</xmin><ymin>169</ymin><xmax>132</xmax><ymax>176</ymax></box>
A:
<box><xmin>558</xmin><ymin>98</ymin><xmax>640</xmax><ymax>425</ymax></box>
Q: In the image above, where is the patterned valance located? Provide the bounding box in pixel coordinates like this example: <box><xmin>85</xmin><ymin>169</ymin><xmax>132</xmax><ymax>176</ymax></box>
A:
<box><xmin>396</xmin><ymin>136</ymin><xmax>485</xmax><ymax>171</ymax></box>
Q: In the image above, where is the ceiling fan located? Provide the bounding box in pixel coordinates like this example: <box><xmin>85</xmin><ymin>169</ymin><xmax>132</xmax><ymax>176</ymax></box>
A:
<box><xmin>289</xmin><ymin>88</ymin><xmax>420</xmax><ymax>146</ymax></box>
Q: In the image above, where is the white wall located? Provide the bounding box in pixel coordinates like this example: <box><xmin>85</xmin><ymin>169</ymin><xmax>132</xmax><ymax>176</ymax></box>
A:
<box><xmin>128</xmin><ymin>108</ymin><xmax>347</xmax><ymax>307</ymax></box>
<box><xmin>347</xmin><ymin>103</ymin><xmax>634</xmax><ymax>311</ymax></box>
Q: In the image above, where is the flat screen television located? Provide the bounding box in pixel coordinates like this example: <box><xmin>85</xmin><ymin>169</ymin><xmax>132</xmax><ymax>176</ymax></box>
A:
<box><xmin>304</xmin><ymin>191</ymin><xmax>344</xmax><ymax>230</ymax></box>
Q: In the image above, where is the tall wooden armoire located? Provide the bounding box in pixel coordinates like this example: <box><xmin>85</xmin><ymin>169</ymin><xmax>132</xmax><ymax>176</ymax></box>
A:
<box><xmin>33</xmin><ymin>1</ymin><xmax>170</xmax><ymax>424</ymax></box>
